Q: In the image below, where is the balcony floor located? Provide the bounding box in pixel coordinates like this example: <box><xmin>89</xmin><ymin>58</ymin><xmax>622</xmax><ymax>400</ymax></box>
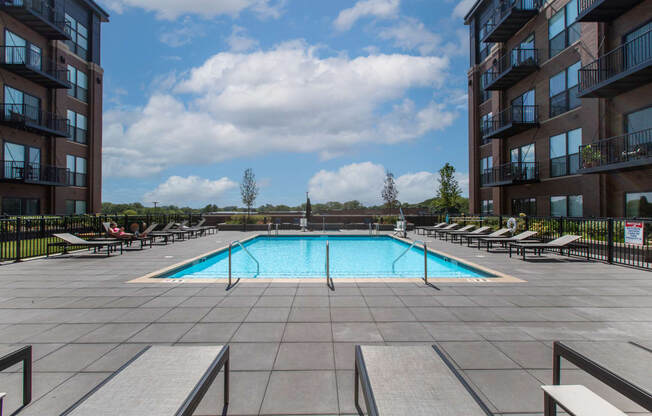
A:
<box><xmin>579</xmin><ymin>61</ymin><xmax>652</xmax><ymax>98</ymax></box>
<box><xmin>577</xmin><ymin>0</ymin><xmax>644</xmax><ymax>22</ymax></box>
<box><xmin>485</xmin><ymin>64</ymin><xmax>539</xmax><ymax>91</ymax></box>
<box><xmin>0</xmin><ymin>6</ymin><xmax>69</xmax><ymax>40</ymax></box>
<box><xmin>0</xmin><ymin>63</ymin><xmax>70</xmax><ymax>89</ymax></box>
<box><xmin>483</xmin><ymin>9</ymin><xmax>539</xmax><ymax>43</ymax></box>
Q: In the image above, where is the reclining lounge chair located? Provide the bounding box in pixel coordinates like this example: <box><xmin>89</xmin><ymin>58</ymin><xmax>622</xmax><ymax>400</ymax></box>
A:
<box><xmin>354</xmin><ymin>345</ymin><xmax>492</xmax><ymax>416</ymax></box>
<box><xmin>427</xmin><ymin>223</ymin><xmax>459</xmax><ymax>237</ymax></box>
<box><xmin>437</xmin><ymin>224</ymin><xmax>475</xmax><ymax>241</ymax></box>
<box><xmin>60</xmin><ymin>345</ymin><xmax>229</xmax><ymax>416</ymax></box>
<box><xmin>48</xmin><ymin>234</ymin><xmax>123</xmax><ymax>257</ymax></box>
<box><xmin>448</xmin><ymin>226</ymin><xmax>492</xmax><ymax>243</ymax></box>
<box><xmin>509</xmin><ymin>235</ymin><xmax>582</xmax><ymax>260</ymax></box>
<box><xmin>416</xmin><ymin>222</ymin><xmax>447</xmax><ymax>235</ymax></box>
<box><xmin>477</xmin><ymin>230</ymin><xmax>538</xmax><ymax>252</ymax></box>
<box><xmin>464</xmin><ymin>228</ymin><xmax>510</xmax><ymax>247</ymax></box>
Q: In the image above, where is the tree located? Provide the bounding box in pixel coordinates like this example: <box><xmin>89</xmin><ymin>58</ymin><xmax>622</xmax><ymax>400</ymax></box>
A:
<box><xmin>240</xmin><ymin>168</ymin><xmax>259</xmax><ymax>228</ymax></box>
<box><xmin>381</xmin><ymin>171</ymin><xmax>399</xmax><ymax>213</ymax></box>
<box><xmin>435</xmin><ymin>163</ymin><xmax>462</xmax><ymax>213</ymax></box>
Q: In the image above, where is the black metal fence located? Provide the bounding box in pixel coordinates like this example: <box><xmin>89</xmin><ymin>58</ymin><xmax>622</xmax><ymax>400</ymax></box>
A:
<box><xmin>446</xmin><ymin>215</ymin><xmax>651</xmax><ymax>270</ymax></box>
<box><xmin>0</xmin><ymin>214</ymin><xmax>196</xmax><ymax>262</ymax></box>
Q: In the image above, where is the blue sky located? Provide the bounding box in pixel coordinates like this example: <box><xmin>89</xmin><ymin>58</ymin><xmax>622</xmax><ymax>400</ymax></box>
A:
<box><xmin>98</xmin><ymin>0</ymin><xmax>475</xmax><ymax>207</ymax></box>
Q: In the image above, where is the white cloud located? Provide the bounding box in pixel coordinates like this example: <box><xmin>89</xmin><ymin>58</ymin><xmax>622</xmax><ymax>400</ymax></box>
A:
<box><xmin>334</xmin><ymin>0</ymin><xmax>400</xmax><ymax>31</ymax></box>
<box><xmin>452</xmin><ymin>0</ymin><xmax>475</xmax><ymax>19</ymax></box>
<box><xmin>104</xmin><ymin>0</ymin><xmax>285</xmax><ymax>20</ymax></box>
<box><xmin>378</xmin><ymin>17</ymin><xmax>441</xmax><ymax>55</ymax></box>
<box><xmin>103</xmin><ymin>41</ymin><xmax>454</xmax><ymax>178</ymax></box>
<box><xmin>143</xmin><ymin>176</ymin><xmax>238</xmax><ymax>205</ymax></box>
<box><xmin>307</xmin><ymin>162</ymin><xmax>468</xmax><ymax>205</ymax></box>
<box><xmin>226</xmin><ymin>25</ymin><xmax>259</xmax><ymax>52</ymax></box>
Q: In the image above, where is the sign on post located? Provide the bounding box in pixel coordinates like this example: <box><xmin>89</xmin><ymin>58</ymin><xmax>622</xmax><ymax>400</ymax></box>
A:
<box><xmin>624</xmin><ymin>222</ymin><xmax>644</xmax><ymax>245</ymax></box>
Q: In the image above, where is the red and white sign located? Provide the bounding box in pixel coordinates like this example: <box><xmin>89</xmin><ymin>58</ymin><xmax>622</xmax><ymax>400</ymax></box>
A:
<box><xmin>624</xmin><ymin>222</ymin><xmax>644</xmax><ymax>245</ymax></box>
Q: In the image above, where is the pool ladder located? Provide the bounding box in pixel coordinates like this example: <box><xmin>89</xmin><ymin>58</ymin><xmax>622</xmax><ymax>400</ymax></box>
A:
<box><xmin>325</xmin><ymin>241</ymin><xmax>334</xmax><ymax>290</ymax></box>
<box><xmin>267</xmin><ymin>223</ymin><xmax>279</xmax><ymax>237</ymax></box>
<box><xmin>391</xmin><ymin>240</ymin><xmax>429</xmax><ymax>283</ymax></box>
<box><xmin>228</xmin><ymin>240</ymin><xmax>260</xmax><ymax>289</ymax></box>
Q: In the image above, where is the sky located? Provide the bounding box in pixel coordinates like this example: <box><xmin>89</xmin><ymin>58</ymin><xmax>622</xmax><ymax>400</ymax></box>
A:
<box><xmin>98</xmin><ymin>0</ymin><xmax>476</xmax><ymax>208</ymax></box>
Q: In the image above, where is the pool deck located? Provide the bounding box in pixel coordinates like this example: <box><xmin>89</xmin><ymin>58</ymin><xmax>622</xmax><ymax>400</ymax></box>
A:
<box><xmin>0</xmin><ymin>230</ymin><xmax>650</xmax><ymax>415</ymax></box>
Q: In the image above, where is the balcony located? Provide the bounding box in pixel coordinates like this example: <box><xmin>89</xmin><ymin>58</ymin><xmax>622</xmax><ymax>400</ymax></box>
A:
<box><xmin>579</xmin><ymin>128</ymin><xmax>652</xmax><ymax>173</ymax></box>
<box><xmin>481</xmin><ymin>105</ymin><xmax>538</xmax><ymax>140</ymax></box>
<box><xmin>481</xmin><ymin>0</ymin><xmax>542</xmax><ymax>43</ymax></box>
<box><xmin>1</xmin><ymin>160</ymin><xmax>69</xmax><ymax>186</ymax></box>
<box><xmin>0</xmin><ymin>104</ymin><xmax>69</xmax><ymax>137</ymax></box>
<box><xmin>0</xmin><ymin>0</ymin><xmax>70</xmax><ymax>40</ymax></box>
<box><xmin>578</xmin><ymin>29</ymin><xmax>652</xmax><ymax>98</ymax></box>
<box><xmin>481</xmin><ymin>162</ymin><xmax>539</xmax><ymax>186</ymax></box>
<box><xmin>577</xmin><ymin>0</ymin><xmax>644</xmax><ymax>22</ymax></box>
<box><xmin>483</xmin><ymin>48</ymin><xmax>539</xmax><ymax>90</ymax></box>
<box><xmin>0</xmin><ymin>46</ymin><xmax>70</xmax><ymax>89</ymax></box>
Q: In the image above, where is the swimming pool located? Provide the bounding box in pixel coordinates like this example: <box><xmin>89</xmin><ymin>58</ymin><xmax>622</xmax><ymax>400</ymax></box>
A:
<box><xmin>161</xmin><ymin>235</ymin><xmax>494</xmax><ymax>279</ymax></box>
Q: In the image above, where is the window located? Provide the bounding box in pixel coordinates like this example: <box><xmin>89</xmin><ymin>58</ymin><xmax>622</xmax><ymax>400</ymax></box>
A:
<box><xmin>67</xmin><ymin>110</ymin><xmax>88</xmax><ymax>144</ymax></box>
<box><xmin>480</xmin><ymin>112</ymin><xmax>493</xmax><ymax>141</ymax></box>
<box><xmin>480</xmin><ymin>74</ymin><xmax>491</xmax><ymax>103</ymax></box>
<box><xmin>549</xmin><ymin>61</ymin><xmax>580</xmax><ymax>117</ymax></box>
<box><xmin>65</xmin><ymin>14</ymin><xmax>88</xmax><ymax>59</ymax></box>
<box><xmin>551</xmin><ymin>195</ymin><xmax>583</xmax><ymax>217</ymax></box>
<box><xmin>549</xmin><ymin>0</ymin><xmax>580</xmax><ymax>58</ymax></box>
<box><xmin>512</xmin><ymin>198</ymin><xmax>536</xmax><ymax>216</ymax></box>
<box><xmin>511</xmin><ymin>143</ymin><xmax>536</xmax><ymax>180</ymax></box>
<box><xmin>511</xmin><ymin>89</ymin><xmax>536</xmax><ymax>123</ymax></box>
<box><xmin>4</xmin><ymin>85</ymin><xmax>40</xmax><ymax>122</ymax></box>
<box><xmin>550</xmin><ymin>128</ymin><xmax>581</xmax><ymax>177</ymax></box>
<box><xmin>481</xmin><ymin>200</ymin><xmax>494</xmax><ymax>215</ymax></box>
<box><xmin>1</xmin><ymin>197</ymin><xmax>39</xmax><ymax>215</ymax></box>
<box><xmin>480</xmin><ymin>156</ymin><xmax>493</xmax><ymax>186</ymax></box>
<box><xmin>624</xmin><ymin>22</ymin><xmax>652</xmax><ymax>69</ymax></box>
<box><xmin>4</xmin><ymin>30</ymin><xmax>43</xmax><ymax>70</ymax></box>
<box><xmin>510</xmin><ymin>34</ymin><xmax>536</xmax><ymax>66</ymax></box>
<box><xmin>626</xmin><ymin>192</ymin><xmax>652</xmax><ymax>217</ymax></box>
<box><xmin>3</xmin><ymin>141</ymin><xmax>40</xmax><ymax>180</ymax></box>
<box><xmin>625</xmin><ymin>106</ymin><xmax>652</xmax><ymax>134</ymax></box>
<box><xmin>67</xmin><ymin>66</ymin><xmax>88</xmax><ymax>102</ymax></box>
<box><xmin>65</xmin><ymin>200</ymin><xmax>87</xmax><ymax>215</ymax></box>
<box><xmin>66</xmin><ymin>155</ymin><xmax>87</xmax><ymax>187</ymax></box>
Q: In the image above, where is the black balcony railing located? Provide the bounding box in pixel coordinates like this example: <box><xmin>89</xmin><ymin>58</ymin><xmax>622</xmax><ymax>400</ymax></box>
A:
<box><xmin>483</xmin><ymin>48</ymin><xmax>539</xmax><ymax>90</ymax></box>
<box><xmin>67</xmin><ymin>171</ymin><xmax>87</xmax><ymax>187</ymax></box>
<box><xmin>481</xmin><ymin>105</ymin><xmax>538</xmax><ymax>139</ymax></box>
<box><xmin>0</xmin><ymin>0</ymin><xmax>70</xmax><ymax>40</ymax></box>
<box><xmin>578</xmin><ymin>29</ymin><xmax>652</xmax><ymax>98</ymax></box>
<box><xmin>481</xmin><ymin>0</ymin><xmax>542</xmax><ymax>43</ymax></box>
<box><xmin>550</xmin><ymin>154</ymin><xmax>580</xmax><ymax>177</ymax></box>
<box><xmin>1</xmin><ymin>160</ymin><xmax>69</xmax><ymax>185</ymax></box>
<box><xmin>579</xmin><ymin>128</ymin><xmax>652</xmax><ymax>173</ymax></box>
<box><xmin>481</xmin><ymin>162</ymin><xmax>539</xmax><ymax>186</ymax></box>
<box><xmin>0</xmin><ymin>103</ymin><xmax>69</xmax><ymax>137</ymax></box>
<box><xmin>0</xmin><ymin>46</ymin><xmax>70</xmax><ymax>88</ymax></box>
<box><xmin>577</xmin><ymin>0</ymin><xmax>645</xmax><ymax>22</ymax></box>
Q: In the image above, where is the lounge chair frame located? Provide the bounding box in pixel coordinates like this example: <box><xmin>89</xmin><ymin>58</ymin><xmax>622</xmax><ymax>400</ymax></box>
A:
<box><xmin>47</xmin><ymin>234</ymin><xmax>123</xmax><ymax>257</ymax></box>
<box><xmin>60</xmin><ymin>345</ymin><xmax>230</xmax><ymax>416</ymax></box>
<box><xmin>0</xmin><ymin>346</ymin><xmax>31</xmax><ymax>412</ymax></box>
<box><xmin>551</xmin><ymin>341</ymin><xmax>652</xmax><ymax>415</ymax></box>
<box><xmin>353</xmin><ymin>345</ymin><xmax>493</xmax><ymax>416</ymax></box>
<box><xmin>508</xmin><ymin>235</ymin><xmax>583</xmax><ymax>260</ymax></box>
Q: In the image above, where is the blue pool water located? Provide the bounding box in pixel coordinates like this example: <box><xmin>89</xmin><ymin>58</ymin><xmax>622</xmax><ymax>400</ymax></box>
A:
<box><xmin>164</xmin><ymin>235</ymin><xmax>491</xmax><ymax>279</ymax></box>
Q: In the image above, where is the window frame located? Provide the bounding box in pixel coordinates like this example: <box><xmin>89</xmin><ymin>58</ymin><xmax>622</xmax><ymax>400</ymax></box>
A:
<box><xmin>550</xmin><ymin>194</ymin><xmax>583</xmax><ymax>217</ymax></box>
<box><xmin>549</xmin><ymin>61</ymin><xmax>581</xmax><ymax>117</ymax></box>
<box><xmin>549</xmin><ymin>128</ymin><xmax>581</xmax><ymax>177</ymax></box>
<box><xmin>511</xmin><ymin>197</ymin><xmax>537</xmax><ymax>216</ymax></box>
<box><xmin>66</xmin><ymin>154</ymin><xmax>87</xmax><ymax>187</ymax></box>
<box><xmin>625</xmin><ymin>191</ymin><xmax>652</xmax><ymax>218</ymax></box>
<box><xmin>548</xmin><ymin>0</ymin><xmax>581</xmax><ymax>59</ymax></box>
<box><xmin>67</xmin><ymin>110</ymin><xmax>88</xmax><ymax>144</ymax></box>
<box><xmin>65</xmin><ymin>13</ymin><xmax>89</xmax><ymax>60</ymax></box>
<box><xmin>67</xmin><ymin>66</ymin><xmax>88</xmax><ymax>103</ymax></box>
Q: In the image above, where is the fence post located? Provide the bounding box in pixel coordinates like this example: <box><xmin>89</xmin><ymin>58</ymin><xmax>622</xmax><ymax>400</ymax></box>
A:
<box><xmin>607</xmin><ymin>218</ymin><xmax>614</xmax><ymax>264</ymax></box>
<box><xmin>40</xmin><ymin>217</ymin><xmax>45</xmax><ymax>239</ymax></box>
<box><xmin>14</xmin><ymin>217</ymin><xmax>21</xmax><ymax>262</ymax></box>
<box><xmin>558</xmin><ymin>217</ymin><xmax>564</xmax><ymax>237</ymax></box>
<box><xmin>499</xmin><ymin>215</ymin><xmax>503</xmax><ymax>228</ymax></box>
<box><xmin>525</xmin><ymin>216</ymin><xmax>529</xmax><ymax>231</ymax></box>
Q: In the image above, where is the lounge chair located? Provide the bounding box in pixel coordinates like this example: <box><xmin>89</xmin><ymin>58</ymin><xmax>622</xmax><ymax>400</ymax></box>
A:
<box><xmin>416</xmin><ymin>222</ymin><xmax>447</xmax><ymax>235</ymax></box>
<box><xmin>464</xmin><ymin>228</ymin><xmax>510</xmax><ymax>247</ymax></box>
<box><xmin>477</xmin><ymin>230</ymin><xmax>538</xmax><ymax>252</ymax></box>
<box><xmin>354</xmin><ymin>345</ymin><xmax>491</xmax><ymax>416</ymax></box>
<box><xmin>60</xmin><ymin>345</ymin><xmax>229</xmax><ymax>416</ymax></box>
<box><xmin>437</xmin><ymin>224</ymin><xmax>475</xmax><ymax>241</ymax></box>
<box><xmin>448</xmin><ymin>225</ymin><xmax>491</xmax><ymax>243</ymax></box>
<box><xmin>148</xmin><ymin>222</ymin><xmax>176</xmax><ymax>243</ymax></box>
<box><xmin>427</xmin><ymin>223</ymin><xmax>459</xmax><ymax>237</ymax></box>
<box><xmin>48</xmin><ymin>234</ymin><xmax>123</xmax><ymax>257</ymax></box>
<box><xmin>101</xmin><ymin>222</ymin><xmax>154</xmax><ymax>249</ymax></box>
<box><xmin>509</xmin><ymin>235</ymin><xmax>582</xmax><ymax>260</ymax></box>
<box><xmin>541</xmin><ymin>385</ymin><xmax>626</xmax><ymax>416</ymax></box>
<box><xmin>0</xmin><ymin>346</ymin><xmax>31</xmax><ymax>414</ymax></box>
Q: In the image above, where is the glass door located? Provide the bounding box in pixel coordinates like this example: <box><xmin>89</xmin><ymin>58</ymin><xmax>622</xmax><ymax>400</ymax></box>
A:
<box><xmin>4</xmin><ymin>142</ymin><xmax>25</xmax><ymax>179</ymax></box>
<box><xmin>27</xmin><ymin>147</ymin><xmax>40</xmax><ymax>181</ymax></box>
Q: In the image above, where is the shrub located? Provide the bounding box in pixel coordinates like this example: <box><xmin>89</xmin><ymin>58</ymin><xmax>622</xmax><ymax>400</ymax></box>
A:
<box><xmin>122</xmin><ymin>209</ymin><xmax>138</xmax><ymax>216</ymax></box>
<box><xmin>226</xmin><ymin>214</ymin><xmax>265</xmax><ymax>224</ymax></box>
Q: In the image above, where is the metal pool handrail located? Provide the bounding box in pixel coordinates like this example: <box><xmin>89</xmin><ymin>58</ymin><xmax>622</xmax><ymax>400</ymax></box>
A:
<box><xmin>325</xmin><ymin>241</ymin><xmax>334</xmax><ymax>290</ymax></box>
<box><xmin>391</xmin><ymin>239</ymin><xmax>429</xmax><ymax>282</ymax></box>
<box><xmin>228</xmin><ymin>241</ymin><xmax>260</xmax><ymax>287</ymax></box>
<box><xmin>267</xmin><ymin>223</ymin><xmax>279</xmax><ymax>237</ymax></box>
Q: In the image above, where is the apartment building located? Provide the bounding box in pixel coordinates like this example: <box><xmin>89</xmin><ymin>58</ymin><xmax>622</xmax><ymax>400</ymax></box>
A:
<box><xmin>0</xmin><ymin>0</ymin><xmax>108</xmax><ymax>215</ymax></box>
<box><xmin>465</xmin><ymin>0</ymin><xmax>651</xmax><ymax>218</ymax></box>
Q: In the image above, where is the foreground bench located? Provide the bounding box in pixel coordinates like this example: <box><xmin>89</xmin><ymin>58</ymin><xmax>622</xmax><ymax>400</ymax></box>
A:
<box><xmin>542</xmin><ymin>385</ymin><xmax>626</xmax><ymax>416</ymax></box>
<box><xmin>60</xmin><ymin>345</ymin><xmax>229</xmax><ymax>416</ymax></box>
<box><xmin>354</xmin><ymin>345</ymin><xmax>492</xmax><ymax>416</ymax></box>
<box><xmin>0</xmin><ymin>346</ymin><xmax>31</xmax><ymax>415</ymax></box>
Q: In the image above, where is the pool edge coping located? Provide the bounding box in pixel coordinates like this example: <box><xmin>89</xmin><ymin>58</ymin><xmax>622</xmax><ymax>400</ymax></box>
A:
<box><xmin>127</xmin><ymin>233</ymin><xmax>525</xmax><ymax>284</ymax></box>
